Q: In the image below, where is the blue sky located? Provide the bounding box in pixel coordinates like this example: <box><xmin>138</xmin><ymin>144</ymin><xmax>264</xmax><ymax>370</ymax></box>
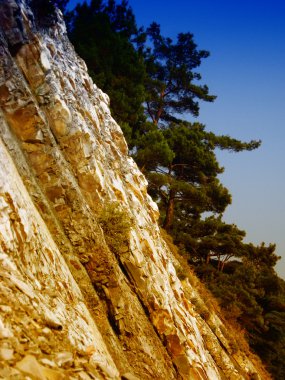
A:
<box><xmin>67</xmin><ymin>1</ymin><xmax>285</xmax><ymax>278</ymax></box>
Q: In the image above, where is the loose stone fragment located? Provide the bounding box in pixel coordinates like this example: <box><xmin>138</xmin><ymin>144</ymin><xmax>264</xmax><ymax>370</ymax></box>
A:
<box><xmin>0</xmin><ymin>347</ymin><xmax>14</xmax><ymax>360</ymax></box>
<box><xmin>54</xmin><ymin>351</ymin><xmax>74</xmax><ymax>368</ymax></box>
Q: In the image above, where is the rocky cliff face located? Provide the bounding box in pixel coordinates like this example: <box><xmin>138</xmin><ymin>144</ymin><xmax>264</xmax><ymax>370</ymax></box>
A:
<box><xmin>0</xmin><ymin>1</ymin><xmax>270</xmax><ymax>379</ymax></box>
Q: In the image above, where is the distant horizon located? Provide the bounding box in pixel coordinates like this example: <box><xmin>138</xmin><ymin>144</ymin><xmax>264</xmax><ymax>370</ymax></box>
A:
<box><xmin>67</xmin><ymin>0</ymin><xmax>285</xmax><ymax>279</ymax></box>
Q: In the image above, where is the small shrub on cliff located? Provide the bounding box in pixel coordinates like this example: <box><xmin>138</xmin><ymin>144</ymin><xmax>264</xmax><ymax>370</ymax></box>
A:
<box><xmin>98</xmin><ymin>202</ymin><xmax>131</xmax><ymax>255</ymax></box>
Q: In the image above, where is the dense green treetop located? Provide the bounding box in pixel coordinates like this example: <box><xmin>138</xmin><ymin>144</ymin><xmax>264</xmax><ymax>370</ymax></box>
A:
<box><xmin>68</xmin><ymin>0</ymin><xmax>146</xmax><ymax>145</ymax></box>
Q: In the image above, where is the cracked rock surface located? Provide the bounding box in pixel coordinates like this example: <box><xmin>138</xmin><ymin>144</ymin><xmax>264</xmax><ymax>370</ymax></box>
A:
<box><xmin>0</xmin><ymin>1</ymin><xmax>270</xmax><ymax>379</ymax></box>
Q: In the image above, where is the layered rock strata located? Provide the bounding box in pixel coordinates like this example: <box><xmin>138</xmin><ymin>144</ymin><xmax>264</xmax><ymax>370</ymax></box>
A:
<box><xmin>0</xmin><ymin>1</ymin><xmax>269</xmax><ymax>379</ymax></box>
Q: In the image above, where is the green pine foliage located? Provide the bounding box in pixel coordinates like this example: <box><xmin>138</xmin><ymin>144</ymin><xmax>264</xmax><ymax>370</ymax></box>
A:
<box><xmin>135</xmin><ymin>121</ymin><xmax>259</xmax><ymax>230</ymax></box>
<box><xmin>68</xmin><ymin>0</ymin><xmax>146</xmax><ymax>146</ymax></box>
<box><xmin>63</xmin><ymin>1</ymin><xmax>285</xmax><ymax>377</ymax></box>
<box><xmin>196</xmin><ymin>251</ymin><xmax>285</xmax><ymax>378</ymax></box>
<box><xmin>143</xmin><ymin>22</ymin><xmax>216</xmax><ymax>125</ymax></box>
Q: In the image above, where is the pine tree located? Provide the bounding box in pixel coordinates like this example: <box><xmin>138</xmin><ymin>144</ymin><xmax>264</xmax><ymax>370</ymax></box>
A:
<box><xmin>68</xmin><ymin>0</ymin><xmax>146</xmax><ymax>145</ymax></box>
<box><xmin>134</xmin><ymin>121</ymin><xmax>260</xmax><ymax>230</ymax></box>
<box><xmin>143</xmin><ymin>23</ymin><xmax>216</xmax><ymax>125</ymax></box>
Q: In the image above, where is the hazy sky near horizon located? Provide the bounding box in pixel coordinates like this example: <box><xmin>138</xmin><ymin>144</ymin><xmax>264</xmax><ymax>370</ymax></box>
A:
<box><xmin>68</xmin><ymin>0</ymin><xmax>285</xmax><ymax>278</ymax></box>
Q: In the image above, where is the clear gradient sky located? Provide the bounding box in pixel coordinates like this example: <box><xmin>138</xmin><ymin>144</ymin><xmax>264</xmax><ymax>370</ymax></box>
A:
<box><xmin>68</xmin><ymin>1</ymin><xmax>285</xmax><ymax>278</ymax></box>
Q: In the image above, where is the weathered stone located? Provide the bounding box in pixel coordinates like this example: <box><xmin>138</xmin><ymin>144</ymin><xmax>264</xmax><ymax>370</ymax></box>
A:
<box><xmin>5</xmin><ymin>104</ymin><xmax>44</xmax><ymax>142</ymax></box>
<box><xmin>39</xmin><ymin>358</ymin><xmax>57</xmax><ymax>368</ymax></box>
<box><xmin>54</xmin><ymin>351</ymin><xmax>73</xmax><ymax>368</ymax></box>
<box><xmin>0</xmin><ymin>84</ymin><xmax>10</xmax><ymax>104</ymax></box>
<box><xmin>0</xmin><ymin>319</ymin><xmax>13</xmax><ymax>339</ymax></box>
<box><xmin>16</xmin><ymin>354</ymin><xmax>66</xmax><ymax>380</ymax></box>
<box><xmin>49</xmin><ymin>96</ymin><xmax>72</xmax><ymax>138</ymax></box>
<box><xmin>16</xmin><ymin>42</ymin><xmax>46</xmax><ymax>88</ymax></box>
<box><xmin>0</xmin><ymin>367</ymin><xmax>21</xmax><ymax>378</ymax></box>
<box><xmin>0</xmin><ymin>0</ymin><xmax>29</xmax><ymax>49</ymax></box>
<box><xmin>166</xmin><ymin>334</ymin><xmax>185</xmax><ymax>357</ymax></box>
<box><xmin>16</xmin><ymin>355</ymin><xmax>47</xmax><ymax>380</ymax></box>
<box><xmin>121</xmin><ymin>373</ymin><xmax>140</xmax><ymax>380</ymax></box>
<box><xmin>0</xmin><ymin>305</ymin><xmax>12</xmax><ymax>313</ymax></box>
<box><xmin>0</xmin><ymin>347</ymin><xmax>14</xmax><ymax>360</ymax></box>
<box><xmin>78</xmin><ymin>372</ymin><xmax>93</xmax><ymax>380</ymax></box>
<box><xmin>42</xmin><ymin>327</ymin><xmax>52</xmax><ymax>335</ymax></box>
<box><xmin>0</xmin><ymin>1</ymin><xmax>270</xmax><ymax>380</ymax></box>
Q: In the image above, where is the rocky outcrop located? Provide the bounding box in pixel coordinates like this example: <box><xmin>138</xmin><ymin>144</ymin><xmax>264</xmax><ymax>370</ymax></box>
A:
<box><xmin>0</xmin><ymin>1</ymin><xmax>270</xmax><ymax>379</ymax></box>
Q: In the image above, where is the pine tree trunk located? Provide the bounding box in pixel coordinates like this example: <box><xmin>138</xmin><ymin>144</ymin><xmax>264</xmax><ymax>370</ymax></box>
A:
<box><xmin>163</xmin><ymin>190</ymin><xmax>175</xmax><ymax>230</ymax></box>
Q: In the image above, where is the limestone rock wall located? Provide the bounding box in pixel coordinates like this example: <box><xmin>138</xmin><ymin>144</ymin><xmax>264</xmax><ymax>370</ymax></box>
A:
<box><xmin>0</xmin><ymin>1</ymin><xmax>269</xmax><ymax>379</ymax></box>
